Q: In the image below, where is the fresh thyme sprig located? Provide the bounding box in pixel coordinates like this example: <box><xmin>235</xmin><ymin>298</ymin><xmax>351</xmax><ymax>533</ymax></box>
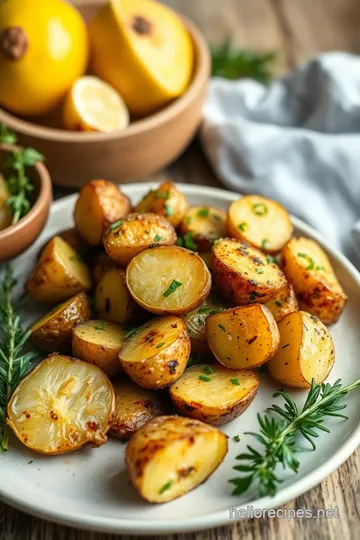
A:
<box><xmin>229</xmin><ymin>378</ymin><xmax>360</xmax><ymax>497</ymax></box>
<box><xmin>0</xmin><ymin>123</ymin><xmax>45</xmax><ymax>225</ymax></box>
<box><xmin>0</xmin><ymin>265</ymin><xmax>36</xmax><ymax>452</ymax></box>
<box><xmin>211</xmin><ymin>40</ymin><xmax>276</xmax><ymax>84</ymax></box>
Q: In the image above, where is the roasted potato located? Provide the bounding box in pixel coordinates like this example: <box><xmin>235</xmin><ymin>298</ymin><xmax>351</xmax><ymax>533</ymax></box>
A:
<box><xmin>30</xmin><ymin>292</ymin><xmax>91</xmax><ymax>352</ymax></box>
<box><xmin>267</xmin><ymin>311</ymin><xmax>335</xmax><ymax>388</ymax></box>
<box><xmin>103</xmin><ymin>212</ymin><xmax>177</xmax><ymax>266</ymax></box>
<box><xmin>125</xmin><ymin>415</ymin><xmax>228</xmax><ymax>503</ymax></box>
<box><xmin>179</xmin><ymin>206</ymin><xmax>227</xmax><ymax>252</ymax></box>
<box><xmin>228</xmin><ymin>195</ymin><xmax>293</xmax><ymax>254</ymax></box>
<box><xmin>119</xmin><ymin>316</ymin><xmax>190</xmax><ymax>389</ymax></box>
<box><xmin>170</xmin><ymin>364</ymin><xmax>259</xmax><ymax>426</ymax></box>
<box><xmin>7</xmin><ymin>355</ymin><xmax>115</xmax><ymax>455</ymax></box>
<box><xmin>26</xmin><ymin>236</ymin><xmax>92</xmax><ymax>305</ymax></box>
<box><xmin>74</xmin><ymin>179</ymin><xmax>132</xmax><ymax>246</ymax></box>
<box><xmin>206</xmin><ymin>304</ymin><xmax>280</xmax><ymax>369</ymax></box>
<box><xmin>0</xmin><ymin>174</ymin><xmax>12</xmax><ymax>231</ymax></box>
<box><xmin>212</xmin><ymin>238</ymin><xmax>287</xmax><ymax>305</ymax></box>
<box><xmin>110</xmin><ymin>379</ymin><xmax>165</xmax><ymax>439</ymax></box>
<box><xmin>92</xmin><ymin>252</ymin><xmax>118</xmax><ymax>283</ymax></box>
<box><xmin>94</xmin><ymin>268</ymin><xmax>135</xmax><ymax>324</ymax></box>
<box><xmin>72</xmin><ymin>319</ymin><xmax>126</xmax><ymax>377</ymax></box>
<box><xmin>134</xmin><ymin>181</ymin><xmax>188</xmax><ymax>227</ymax></box>
<box><xmin>265</xmin><ymin>283</ymin><xmax>298</xmax><ymax>322</ymax></box>
<box><xmin>281</xmin><ymin>237</ymin><xmax>347</xmax><ymax>324</ymax></box>
<box><xmin>126</xmin><ymin>245</ymin><xmax>211</xmax><ymax>315</ymax></box>
<box><xmin>182</xmin><ymin>294</ymin><xmax>228</xmax><ymax>354</ymax></box>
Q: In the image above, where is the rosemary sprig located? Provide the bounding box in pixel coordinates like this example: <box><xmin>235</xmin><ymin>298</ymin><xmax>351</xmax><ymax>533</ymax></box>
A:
<box><xmin>0</xmin><ymin>124</ymin><xmax>45</xmax><ymax>225</ymax></box>
<box><xmin>229</xmin><ymin>378</ymin><xmax>360</xmax><ymax>497</ymax></box>
<box><xmin>0</xmin><ymin>266</ymin><xmax>36</xmax><ymax>452</ymax></box>
<box><xmin>211</xmin><ymin>40</ymin><xmax>276</xmax><ymax>83</ymax></box>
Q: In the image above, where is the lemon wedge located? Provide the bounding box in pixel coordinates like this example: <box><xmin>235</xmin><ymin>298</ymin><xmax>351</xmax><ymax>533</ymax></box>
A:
<box><xmin>63</xmin><ymin>76</ymin><xmax>130</xmax><ymax>133</ymax></box>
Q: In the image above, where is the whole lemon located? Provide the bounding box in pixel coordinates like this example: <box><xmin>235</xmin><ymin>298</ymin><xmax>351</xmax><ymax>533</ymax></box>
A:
<box><xmin>0</xmin><ymin>0</ymin><xmax>89</xmax><ymax>116</ymax></box>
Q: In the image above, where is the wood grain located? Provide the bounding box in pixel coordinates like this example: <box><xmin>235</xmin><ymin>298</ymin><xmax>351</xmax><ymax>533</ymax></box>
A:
<box><xmin>2</xmin><ymin>0</ymin><xmax>360</xmax><ymax>539</ymax></box>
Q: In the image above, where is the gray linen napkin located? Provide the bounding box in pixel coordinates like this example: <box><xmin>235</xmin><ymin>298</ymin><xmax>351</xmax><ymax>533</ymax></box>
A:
<box><xmin>200</xmin><ymin>52</ymin><xmax>360</xmax><ymax>265</ymax></box>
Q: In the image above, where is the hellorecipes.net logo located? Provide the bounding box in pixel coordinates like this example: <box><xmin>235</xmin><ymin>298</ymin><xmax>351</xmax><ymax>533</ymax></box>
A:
<box><xmin>229</xmin><ymin>505</ymin><xmax>340</xmax><ymax>520</ymax></box>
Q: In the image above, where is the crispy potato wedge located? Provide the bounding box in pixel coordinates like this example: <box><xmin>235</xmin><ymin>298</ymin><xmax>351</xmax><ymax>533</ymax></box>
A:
<box><xmin>228</xmin><ymin>195</ymin><xmax>293</xmax><ymax>254</ymax></box>
<box><xmin>126</xmin><ymin>245</ymin><xmax>211</xmax><ymax>315</ymax></box>
<box><xmin>179</xmin><ymin>206</ymin><xmax>227</xmax><ymax>252</ymax></box>
<box><xmin>26</xmin><ymin>236</ymin><xmax>92</xmax><ymax>305</ymax></box>
<box><xmin>170</xmin><ymin>364</ymin><xmax>259</xmax><ymax>426</ymax></box>
<box><xmin>72</xmin><ymin>319</ymin><xmax>126</xmax><ymax>377</ymax></box>
<box><xmin>92</xmin><ymin>252</ymin><xmax>118</xmax><ymax>283</ymax></box>
<box><xmin>126</xmin><ymin>415</ymin><xmax>228</xmax><ymax>502</ymax></box>
<box><xmin>212</xmin><ymin>238</ymin><xmax>287</xmax><ymax>305</ymax></box>
<box><xmin>134</xmin><ymin>181</ymin><xmax>188</xmax><ymax>227</ymax></box>
<box><xmin>110</xmin><ymin>379</ymin><xmax>165</xmax><ymax>439</ymax></box>
<box><xmin>94</xmin><ymin>268</ymin><xmax>135</xmax><ymax>324</ymax></box>
<box><xmin>119</xmin><ymin>316</ymin><xmax>190</xmax><ymax>389</ymax></box>
<box><xmin>7</xmin><ymin>355</ymin><xmax>115</xmax><ymax>455</ymax></box>
<box><xmin>265</xmin><ymin>283</ymin><xmax>299</xmax><ymax>322</ymax></box>
<box><xmin>0</xmin><ymin>174</ymin><xmax>12</xmax><ymax>231</ymax></box>
<box><xmin>281</xmin><ymin>237</ymin><xmax>347</xmax><ymax>324</ymax></box>
<box><xmin>206</xmin><ymin>304</ymin><xmax>280</xmax><ymax>369</ymax></box>
<box><xmin>104</xmin><ymin>213</ymin><xmax>177</xmax><ymax>266</ymax></box>
<box><xmin>30</xmin><ymin>292</ymin><xmax>91</xmax><ymax>353</ymax></box>
<box><xmin>267</xmin><ymin>311</ymin><xmax>335</xmax><ymax>388</ymax></box>
<box><xmin>74</xmin><ymin>179</ymin><xmax>132</xmax><ymax>246</ymax></box>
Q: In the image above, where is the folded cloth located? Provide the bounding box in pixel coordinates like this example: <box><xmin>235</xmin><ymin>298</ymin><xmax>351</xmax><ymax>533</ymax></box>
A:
<box><xmin>200</xmin><ymin>52</ymin><xmax>360</xmax><ymax>265</ymax></box>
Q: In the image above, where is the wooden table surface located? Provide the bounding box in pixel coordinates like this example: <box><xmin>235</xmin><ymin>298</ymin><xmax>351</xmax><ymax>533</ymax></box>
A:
<box><xmin>2</xmin><ymin>0</ymin><xmax>360</xmax><ymax>539</ymax></box>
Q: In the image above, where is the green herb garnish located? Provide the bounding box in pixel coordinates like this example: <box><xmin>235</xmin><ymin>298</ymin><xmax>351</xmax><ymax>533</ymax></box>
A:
<box><xmin>238</xmin><ymin>222</ymin><xmax>248</xmax><ymax>232</ymax></box>
<box><xmin>275</xmin><ymin>300</ymin><xmax>284</xmax><ymax>307</ymax></box>
<box><xmin>199</xmin><ymin>375</ymin><xmax>211</xmax><ymax>382</ymax></box>
<box><xmin>203</xmin><ymin>365</ymin><xmax>214</xmax><ymax>375</ymax></box>
<box><xmin>164</xmin><ymin>203</ymin><xmax>173</xmax><ymax>217</ymax></box>
<box><xmin>230</xmin><ymin>378</ymin><xmax>240</xmax><ymax>386</ymax></box>
<box><xmin>233</xmin><ymin>435</ymin><xmax>241</xmax><ymax>443</ymax></box>
<box><xmin>154</xmin><ymin>234</ymin><xmax>162</xmax><ymax>242</ymax></box>
<box><xmin>175</xmin><ymin>237</ymin><xmax>184</xmax><ymax>247</ymax></box>
<box><xmin>253</xmin><ymin>203</ymin><xmax>268</xmax><ymax>216</ymax></box>
<box><xmin>159</xmin><ymin>481</ymin><xmax>172</xmax><ymax>494</ymax></box>
<box><xmin>185</xmin><ymin>215</ymin><xmax>193</xmax><ymax>225</ymax></box>
<box><xmin>109</xmin><ymin>220</ymin><xmax>124</xmax><ymax>231</ymax></box>
<box><xmin>261</xmin><ymin>238</ymin><xmax>269</xmax><ymax>250</ymax></box>
<box><xmin>183</xmin><ymin>232</ymin><xmax>198</xmax><ymax>252</ymax></box>
<box><xmin>95</xmin><ymin>322</ymin><xmax>105</xmax><ymax>330</ymax></box>
<box><xmin>155</xmin><ymin>191</ymin><xmax>170</xmax><ymax>200</ymax></box>
<box><xmin>297</xmin><ymin>252</ymin><xmax>307</xmax><ymax>258</ymax></box>
<box><xmin>123</xmin><ymin>325</ymin><xmax>139</xmax><ymax>340</ymax></box>
<box><xmin>197</xmin><ymin>208</ymin><xmax>209</xmax><ymax>218</ymax></box>
<box><xmin>255</xmin><ymin>268</ymin><xmax>264</xmax><ymax>274</ymax></box>
<box><xmin>156</xmin><ymin>342</ymin><xmax>165</xmax><ymax>349</ymax></box>
<box><xmin>266</xmin><ymin>254</ymin><xmax>276</xmax><ymax>264</ymax></box>
<box><xmin>0</xmin><ymin>123</ymin><xmax>16</xmax><ymax>145</ymax></box>
<box><xmin>163</xmin><ymin>280</ymin><xmax>182</xmax><ymax>297</ymax></box>
<box><xmin>218</xmin><ymin>323</ymin><xmax>226</xmax><ymax>332</ymax></box>
<box><xmin>316</xmin><ymin>265</ymin><xmax>325</xmax><ymax>271</ymax></box>
<box><xmin>213</xmin><ymin>214</ymin><xmax>222</xmax><ymax>221</ymax></box>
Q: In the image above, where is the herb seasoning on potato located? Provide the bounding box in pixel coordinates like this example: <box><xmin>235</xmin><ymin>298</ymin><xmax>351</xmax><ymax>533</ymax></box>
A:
<box><xmin>179</xmin><ymin>206</ymin><xmax>227</xmax><ymax>252</ymax></box>
<box><xmin>134</xmin><ymin>181</ymin><xmax>188</xmax><ymax>227</ymax></box>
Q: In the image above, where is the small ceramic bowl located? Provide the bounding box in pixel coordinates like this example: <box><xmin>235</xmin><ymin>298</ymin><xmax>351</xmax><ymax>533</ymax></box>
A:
<box><xmin>0</xmin><ymin>144</ymin><xmax>52</xmax><ymax>262</ymax></box>
<box><xmin>0</xmin><ymin>2</ymin><xmax>211</xmax><ymax>188</ymax></box>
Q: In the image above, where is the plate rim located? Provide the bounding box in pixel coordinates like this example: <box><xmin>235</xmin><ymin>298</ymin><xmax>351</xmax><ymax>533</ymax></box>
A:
<box><xmin>1</xmin><ymin>182</ymin><xmax>360</xmax><ymax>535</ymax></box>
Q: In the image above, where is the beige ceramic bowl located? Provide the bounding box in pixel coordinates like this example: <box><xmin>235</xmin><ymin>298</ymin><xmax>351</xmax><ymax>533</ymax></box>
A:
<box><xmin>0</xmin><ymin>2</ymin><xmax>210</xmax><ymax>188</ymax></box>
<box><xmin>0</xmin><ymin>144</ymin><xmax>52</xmax><ymax>262</ymax></box>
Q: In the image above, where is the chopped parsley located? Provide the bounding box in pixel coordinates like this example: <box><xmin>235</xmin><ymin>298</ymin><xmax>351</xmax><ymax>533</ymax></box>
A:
<box><xmin>109</xmin><ymin>219</ymin><xmax>124</xmax><ymax>230</ymax></box>
<box><xmin>238</xmin><ymin>222</ymin><xmax>248</xmax><ymax>232</ymax></box>
<box><xmin>154</xmin><ymin>234</ymin><xmax>162</xmax><ymax>242</ymax></box>
<box><xmin>156</xmin><ymin>342</ymin><xmax>165</xmax><ymax>349</ymax></box>
<box><xmin>122</xmin><ymin>324</ymin><xmax>139</xmax><ymax>339</ymax></box>
<box><xmin>233</xmin><ymin>435</ymin><xmax>241</xmax><ymax>442</ymax></box>
<box><xmin>212</xmin><ymin>239</ymin><xmax>221</xmax><ymax>248</ymax></box>
<box><xmin>183</xmin><ymin>232</ymin><xmax>198</xmax><ymax>252</ymax></box>
<box><xmin>164</xmin><ymin>203</ymin><xmax>173</xmax><ymax>217</ymax></box>
<box><xmin>197</xmin><ymin>208</ymin><xmax>209</xmax><ymax>218</ymax></box>
<box><xmin>186</xmin><ymin>215</ymin><xmax>193</xmax><ymax>225</ymax></box>
<box><xmin>316</xmin><ymin>265</ymin><xmax>325</xmax><ymax>271</ymax></box>
<box><xmin>261</xmin><ymin>238</ymin><xmax>269</xmax><ymax>250</ymax></box>
<box><xmin>159</xmin><ymin>481</ymin><xmax>172</xmax><ymax>494</ymax></box>
<box><xmin>253</xmin><ymin>203</ymin><xmax>268</xmax><ymax>216</ymax></box>
<box><xmin>197</xmin><ymin>315</ymin><xmax>206</xmax><ymax>326</ymax></box>
<box><xmin>213</xmin><ymin>214</ymin><xmax>222</xmax><ymax>221</ymax></box>
<box><xmin>202</xmin><ymin>365</ymin><xmax>214</xmax><ymax>375</ymax></box>
<box><xmin>218</xmin><ymin>323</ymin><xmax>226</xmax><ymax>332</ymax></box>
<box><xmin>255</xmin><ymin>268</ymin><xmax>264</xmax><ymax>274</ymax></box>
<box><xmin>95</xmin><ymin>322</ymin><xmax>105</xmax><ymax>330</ymax></box>
<box><xmin>155</xmin><ymin>191</ymin><xmax>170</xmax><ymax>200</ymax></box>
<box><xmin>230</xmin><ymin>378</ymin><xmax>240</xmax><ymax>385</ymax></box>
<box><xmin>297</xmin><ymin>252</ymin><xmax>307</xmax><ymax>258</ymax></box>
<box><xmin>175</xmin><ymin>237</ymin><xmax>184</xmax><ymax>247</ymax></box>
<box><xmin>275</xmin><ymin>300</ymin><xmax>284</xmax><ymax>307</ymax></box>
<box><xmin>163</xmin><ymin>280</ymin><xmax>182</xmax><ymax>297</ymax></box>
<box><xmin>266</xmin><ymin>254</ymin><xmax>276</xmax><ymax>264</ymax></box>
<box><xmin>199</xmin><ymin>374</ymin><xmax>211</xmax><ymax>382</ymax></box>
<box><xmin>198</xmin><ymin>307</ymin><xmax>225</xmax><ymax>314</ymax></box>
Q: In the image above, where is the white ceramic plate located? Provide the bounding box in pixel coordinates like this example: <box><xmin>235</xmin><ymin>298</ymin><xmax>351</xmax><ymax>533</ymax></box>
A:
<box><xmin>1</xmin><ymin>183</ymin><xmax>360</xmax><ymax>535</ymax></box>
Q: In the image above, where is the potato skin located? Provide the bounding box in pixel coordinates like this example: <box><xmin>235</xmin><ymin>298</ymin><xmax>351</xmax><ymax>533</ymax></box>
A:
<box><xmin>125</xmin><ymin>415</ymin><xmax>228</xmax><ymax>503</ymax></box>
<box><xmin>179</xmin><ymin>206</ymin><xmax>228</xmax><ymax>252</ymax></box>
<box><xmin>30</xmin><ymin>293</ymin><xmax>91</xmax><ymax>353</ymax></box>
<box><xmin>119</xmin><ymin>316</ymin><xmax>190</xmax><ymax>389</ymax></box>
<box><xmin>110</xmin><ymin>379</ymin><xmax>165</xmax><ymax>439</ymax></box>
<box><xmin>134</xmin><ymin>181</ymin><xmax>188</xmax><ymax>227</ymax></box>
<box><xmin>103</xmin><ymin>213</ymin><xmax>177</xmax><ymax>266</ymax></box>
<box><xmin>74</xmin><ymin>179</ymin><xmax>132</xmax><ymax>246</ymax></box>
<box><xmin>26</xmin><ymin>236</ymin><xmax>92</xmax><ymax>305</ymax></box>
<box><xmin>169</xmin><ymin>365</ymin><xmax>259</xmax><ymax>426</ymax></box>
<box><xmin>265</xmin><ymin>283</ymin><xmax>298</xmax><ymax>322</ymax></box>
<box><xmin>281</xmin><ymin>237</ymin><xmax>347</xmax><ymax>324</ymax></box>
<box><xmin>212</xmin><ymin>238</ymin><xmax>287</xmax><ymax>305</ymax></box>
<box><xmin>94</xmin><ymin>268</ymin><xmax>135</xmax><ymax>324</ymax></box>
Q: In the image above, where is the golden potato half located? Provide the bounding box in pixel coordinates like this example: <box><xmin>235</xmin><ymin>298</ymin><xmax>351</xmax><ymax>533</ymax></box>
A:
<box><xmin>281</xmin><ymin>237</ymin><xmax>347</xmax><ymax>324</ymax></box>
<box><xmin>179</xmin><ymin>206</ymin><xmax>227</xmax><ymax>252</ymax></box>
<box><xmin>110</xmin><ymin>379</ymin><xmax>166</xmax><ymax>439</ymax></box>
<box><xmin>228</xmin><ymin>195</ymin><xmax>293</xmax><ymax>254</ymax></box>
<box><xmin>7</xmin><ymin>355</ymin><xmax>115</xmax><ymax>455</ymax></box>
<box><xmin>126</xmin><ymin>415</ymin><xmax>228</xmax><ymax>503</ymax></box>
<box><xmin>74</xmin><ymin>179</ymin><xmax>132</xmax><ymax>246</ymax></box>
<box><xmin>170</xmin><ymin>364</ymin><xmax>259</xmax><ymax>426</ymax></box>
<box><xmin>206</xmin><ymin>304</ymin><xmax>280</xmax><ymax>369</ymax></box>
<box><xmin>26</xmin><ymin>236</ymin><xmax>92</xmax><ymax>305</ymax></box>
<box><xmin>134</xmin><ymin>181</ymin><xmax>188</xmax><ymax>227</ymax></box>
<box><xmin>267</xmin><ymin>311</ymin><xmax>335</xmax><ymax>388</ymax></box>
<box><xmin>94</xmin><ymin>268</ymin><xmax>135</xmax><ymax>324</ymax></box>
<box><xmin>212</xmin><ymin>238</ymin><xmax>287</xmax><ymax>305</ymax></box>
<box><xmin>126</xmin><ymin>245</ymin><xmax>211</xmax><ymax>315</ymax></box>
<box><xmin>104</xmin><ymin>213</ymin><xmax>177</xmax><ymax>266</ymax></box>
<box><xmin>30</xmin><ymin>292</ymin><xmax>91</xmax><ymax>353</ymax></box>
<box><xmin>72</xmin><ymin>320</ymin><xmax>126</xmax><ymax>377</ymax></box>
<box><xmin>119</xmin><ymin>316</ymin><xmax>190</xmax><ymax>389</ymax></box>
<box><xmin>265</xmin><ymin>283</ymin><xmax>298</xmax><ymax>322</ymax></box>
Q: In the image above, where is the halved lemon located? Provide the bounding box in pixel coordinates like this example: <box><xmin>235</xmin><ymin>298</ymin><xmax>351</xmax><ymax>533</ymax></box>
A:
<box><xmin>63</xmin><ymin>76</ymin><xmax>130</xmax><ymax>133</ymax></box>
<box><xmin>7</xmin><ymin>355</ymin><xmax>115</xmax><ymax>455</ymax></box>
